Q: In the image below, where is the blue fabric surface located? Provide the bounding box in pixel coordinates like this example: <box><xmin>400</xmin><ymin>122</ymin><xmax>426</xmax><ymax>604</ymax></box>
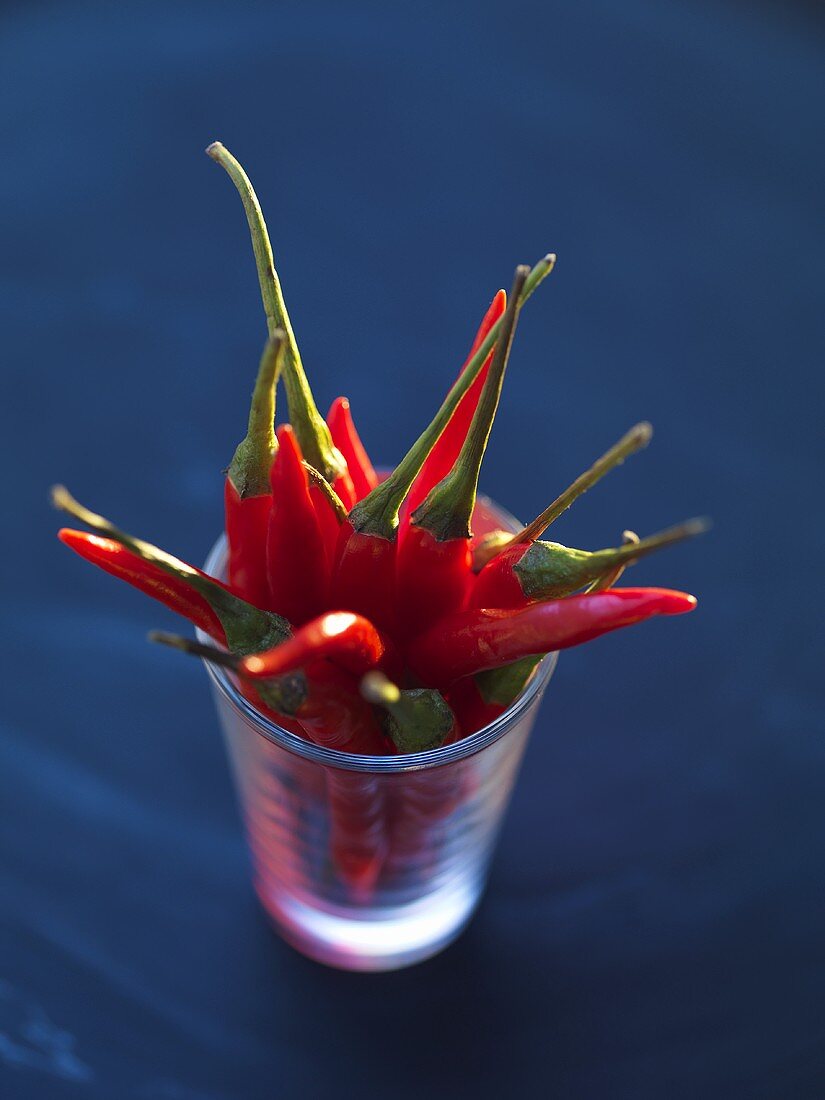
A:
<box><xmin>2</xmin><ymin>1</ymin><xmax>824</xmax><ymax>1096</ymax></box>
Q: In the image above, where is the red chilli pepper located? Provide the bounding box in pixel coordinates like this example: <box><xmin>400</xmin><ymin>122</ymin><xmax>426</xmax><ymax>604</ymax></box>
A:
<box><xmin>360</xmin><ymin>672</ymin><xmax>462</xmax><ymax>874</ymax></box>
<box><xmin>408</xmin><ymin>587</ymin><xmax>698</xmax><ymax>687</ymax></box>
<box><xmin>266</xmin><ymin>425</ymin><xmax>330</xmax><ymax>625</ymax></box>
<box><xmin>258</xmin><ymin>657</ymin><xmax>390</xmax><ymax>894</ymax></box>
<box><xmin>472</xmin><ymin>518</ymin><xmax>707</xmax><ymax>609</ymax></box>
<box><xmin>446</xmin><ymin>656</ymin><xmax>542</xmax><ymax>734</ymax></box>
<box><xmin>58</xmin><ymin>529</ymin><xmax>227</xmax><ymax>644</ymax></box>
<box><xmin>224</xmin><ymin>334</ymin><xmax>284</xmax><ymax>607</ymax></box>
<box><xmin>248</xmin><ymin>652</ymin><xmax>391</xmax><ymax>895</ymax></box>
<box><xmin>241</xmin><ymin>611</ymin><xmax>401</xmax><ymax>683</ymax></box>
<box><xmin>52</xmin><ymin>487</ymin><xmax>291</xmax><ymax>657</ymax></box>
<box><xmin>309</xmin><ymin>482</ymin><xmax>345</xmax><ymax>568</ymax></box>
<box><xmin>327</xmin><ymin>397</ymin><xmax>378</xmax><ymax>503</ymax></box>
<box><xmin>149</xmin><ymin>633</ymin><xmax>389</xmax><ymax>892</ymax></box>
<box><xmin>399</xmin><ymin>288</ymin><xmax>507</xmax><ymax>530</ymax></box>
<box><xmin>332</xmin><ymin>254</ymin><xmax>557</xmax><ymax>634</ymax></box>
<box><xmin>396</xmin><ymin>267</ymin><xmax>528</xmax><ymax>637</ymax></box>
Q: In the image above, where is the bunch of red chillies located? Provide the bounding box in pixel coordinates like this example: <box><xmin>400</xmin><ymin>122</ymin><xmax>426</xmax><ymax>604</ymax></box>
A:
<box><xmin>53</xmin><ymin>143</ymin><xmax>703</xmax><ymax>893</ymax></box>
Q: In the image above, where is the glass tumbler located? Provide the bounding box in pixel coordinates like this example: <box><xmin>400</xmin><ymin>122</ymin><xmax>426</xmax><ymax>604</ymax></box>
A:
<box><xmin>199</xmin><ymin>508</ymin><xmax>556</xmax><ymax>972</ymax></box>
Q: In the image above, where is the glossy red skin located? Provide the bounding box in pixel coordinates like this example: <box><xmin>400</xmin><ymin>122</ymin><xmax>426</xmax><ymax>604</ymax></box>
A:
<box><xmin>285</xmin><ymin>660</ymin><xmax>390</xmax><ymax>755</ymax></box>
<box><xmin>446</xmin><ymin>675</ymin><xmax>506</xmax><ymax>734</ymax></box>
<box><xmin>241</xmin><ymin>611</ymin><xmax>402</xmax><ymax>683</ymax></box>
<box><xmin>471</xmin><ymin>542</ymin><xmax>531</xmax><ymax>609</ymax></box>
<box><xmin>332</xmin><ymin>467</ymin><xmax>357</xmax><ymax>512</ymax></box>
<box><xmin>331</xmin><ymin>520</ymin><xmax>398</xmax><ymax>636</ymax></box>
<box><xmin>59</xmin><ymin>528</ymin><xmax>227</xmax><ymax>643</ymax></box>
<box><xmin>238</xmin><ymin>681</ymin><xmax>308</xmax><ymax>740</ymax></box>
<box><xmin>327</xmin><ymin>397</ymin><xmax>378</xmax><ymax>502</ymax></box>
<box><xmin>266</xmin><ymin>426</ymin><xmax>329</xmax><ymax>626</ymax></box>
<box><xmin>224</xmin><ymin>478</ymin><xmax>272</xmax><ymax>609</ymax></box>
<box><xmin>395</xmin><ymin>524</ymin><xmax>472</xmax><ymax>640</ymax></box>
<box><xmin>408</xmin><ymin>587</ymin><xmax>698</xmax><ymax>686</ymax></box>
<box><xmin>309</xmin><ymin>482</ymin><xmax>343</xmax><ymax>569</ymax></box>
<box><xmin>399</xmin><ymin>290</ymin><xmax>506</xmax><ymax>532</ymax></box>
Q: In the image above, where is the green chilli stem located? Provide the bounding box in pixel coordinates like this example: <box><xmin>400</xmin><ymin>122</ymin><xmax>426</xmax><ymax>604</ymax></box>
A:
<box><xmin>352</xmin><ymin>253</ymin><xmax>556</xmax><ymax>538</ymax></box>
<box><xmin>206</xmin><ymin>142</ymin><xmax>345</xmax><ymax>483</ymax></box>
<box><xmin>302</xmin><ymin>462</ymin><xmax>348</xmax><ymax>521</ymax></box>
<box><xmin>586</xmin><ymin>529</ymin><xmax>639</xmax><ymax>593</ymax></box>
<box><xmin>360</xmin><ymin>671</ymin><xmax>454</xmax><ymax>753</ymax></box>
<box><xmin>413</xmin><ymin>266</ymin><xmax>529</xmax><ymax>542</ymax></box>
<box><xmin>148</xmin><ymin>631</ymin><xmax>240</xmax><ymax>670</ymax></box>
<box><xmin>51</xmin><ymin>485</ymin><xmax>290</xmax><ymax>654</ymax></box>
<box><xmin>228</xmin><ymin>332</ymin><xmax>284</xmax><ymax>498</ymax></box>
<box><xmin>508</xmin><ymin>421</ymin><xmax>653</xmax><ymax>547</ymax></box>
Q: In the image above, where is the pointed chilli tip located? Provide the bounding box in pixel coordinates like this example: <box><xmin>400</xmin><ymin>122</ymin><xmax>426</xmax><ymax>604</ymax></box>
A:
<box><xmin>57</xmin><ymin>526</ymin><xmax>109</xmax><ymax>551</ymax></box>
<box><xmin>275</xmin><ymin>422</ymin><xmax>300</xmax><ymax>453</ymax></box>
<box><xmin>647</xmin><ymin>589</ymin><xmax>698</xmax><ymax>614</ymax></box>
<box><xmin>673</xmin><ymin>592</ymin><xmax>698</xmax><ymax>613</ymax></box>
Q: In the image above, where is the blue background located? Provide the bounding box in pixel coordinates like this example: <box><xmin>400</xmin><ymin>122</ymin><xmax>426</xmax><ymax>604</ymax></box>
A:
<box><xmin>2</xmin><ymin>1</ymin><xmax>824</xmax><ymax>1096</ymax></box>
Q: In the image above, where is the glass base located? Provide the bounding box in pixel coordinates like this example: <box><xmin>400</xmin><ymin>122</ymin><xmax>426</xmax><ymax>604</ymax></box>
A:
<box><xmin>255</xmin><ymin>875</ymin><xmax>483</xmax><ymax>971</ymax></box>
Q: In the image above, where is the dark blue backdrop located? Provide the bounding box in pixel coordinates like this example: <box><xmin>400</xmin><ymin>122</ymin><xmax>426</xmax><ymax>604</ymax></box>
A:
<box><xmin>2</xmin><ymin>1</ymin><xmax>824</xmax><ymax>1096</ymax></box>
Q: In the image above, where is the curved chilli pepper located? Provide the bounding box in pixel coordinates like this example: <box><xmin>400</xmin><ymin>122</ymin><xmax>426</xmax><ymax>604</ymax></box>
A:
<box><xmin>399</xmin><ymin>288</ymin><xmax>507</xmax><ymax>531</ymax></box>
<box><xmin>266</xmin><ymin>425</ymin><xmax>330</xmax><ymax>625</ymax></box>
<box><xmin>241</xmin><ymin>611</ymin><xmax>402</xmax><ymax>684</ymax></box>
<box><xmin>396</xmin><ymin>267</ymin><xmax>528</xmax><ymax>638</ymax></box>
<box><xmin>472</xmin><ymin>518</ymin><xmax>708</xmax><ymax>609</ymax></box>
<box><xmin>253</xmin><ymin>660</ymin><xmax>388</xmax><ymax>754</ymax></box>
<box><xmin>327</xmin><ymin>397</ymin><xmax>378</xmax><ymax>503</ymax></box>
<box><xmin>52</xmin><ymin>487</ymin><xmax>291</xmax><ymax>656</ymax></box>
<box><xmin>455</xmin><ymin>530</ymin><xmax>648</xmax><ymax>736</ymax></box>
<box><xmin>58</xmin><ymin>529</ymin><xmax>227</xmax><ymax>644</ymax></box>
<box><xmin>224</xmin><ymin>334</ymin><xmax>283</xmax><ymax>607</ymax></box>
<box><xmin>332</xmin><ymin>254</ymin><xmax>557</xmax><ymax>634</ymax></box>
<box><xmin>408</xmin><ymin>587</ymin><xmax>698</xmax><ymax>687</ymax></box>
<box><xmin>206</xmin><ymin>142</ymin><xmax>347</xmax><ymax>486</ymax></box>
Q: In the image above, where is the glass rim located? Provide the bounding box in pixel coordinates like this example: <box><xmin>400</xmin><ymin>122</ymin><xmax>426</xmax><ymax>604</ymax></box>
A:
<box><xmin>197</xmin><ymin>494</ymin><xmax>558</xmax><ymax>774</ymax></box>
